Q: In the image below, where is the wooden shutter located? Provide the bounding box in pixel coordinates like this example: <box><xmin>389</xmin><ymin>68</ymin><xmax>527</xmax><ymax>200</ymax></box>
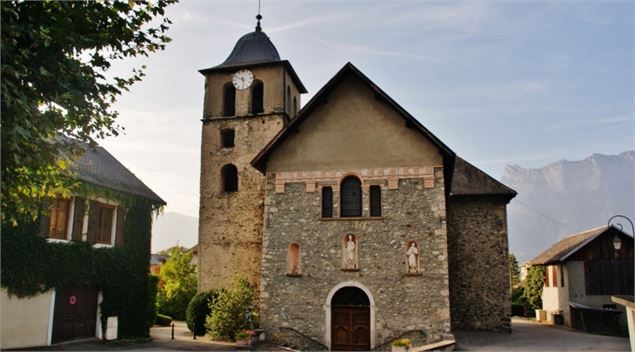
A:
<box><xmin>71</xmin><ymin>197</ymin><xmax>86</xmax><ymax>241</ymax></box>
<box><xmin>115</xmin><ymin>206</ymin><xmax>127</xmax><ymax>246</ymax></box>
<box><xmin>86</xmin><ymin>200</ymin><xmax>100</xmax><ymax>244</ymax></box>
<box><xmin>38</xmin><ymin>200</ymin><xmax>51</xmax><ymax>238</ymax></box>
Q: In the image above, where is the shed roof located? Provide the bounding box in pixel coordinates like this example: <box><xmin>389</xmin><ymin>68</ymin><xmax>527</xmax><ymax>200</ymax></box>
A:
<box><xmin>70</xmin><ymin>143</ymin><xmax>165</xmax><ymax>205</ymax></box>
<box><xmin>528</xmin><ymin>225</ymin><xmax>630</xmax><ymax>265</ymax></box>
<box><xmin>450</xmin><ymin>156</ymin><xmax>517</xmax><ymax>201</ymax></box>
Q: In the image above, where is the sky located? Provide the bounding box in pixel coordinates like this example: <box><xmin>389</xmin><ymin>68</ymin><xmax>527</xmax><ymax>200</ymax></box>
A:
<box><xmin>100</xmin><ymin>0</ymin><xmax>634</xmax><ymax>219</ymax></box>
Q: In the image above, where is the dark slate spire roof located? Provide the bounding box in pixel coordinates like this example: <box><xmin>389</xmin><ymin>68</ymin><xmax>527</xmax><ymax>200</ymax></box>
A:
<box><xmin>70</xmin><ymin>142</ymin><xmax>166</xmax><ymax>205</ymax></box>
<box><xmin>215</xmin><ymin>30</ymin><xmax>281</xmax><ymax>69</ymax></box>
<box><xmin>198</xmin><ymin>16</ymin><xmax>307</xmax><ymax>93</ymax></box>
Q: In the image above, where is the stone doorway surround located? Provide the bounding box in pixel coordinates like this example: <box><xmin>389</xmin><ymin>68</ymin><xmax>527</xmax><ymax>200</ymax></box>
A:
<box><xmin>324</xmin><ymin>281</ymin><xmax>376</xmax><ymax>350</ymax></box>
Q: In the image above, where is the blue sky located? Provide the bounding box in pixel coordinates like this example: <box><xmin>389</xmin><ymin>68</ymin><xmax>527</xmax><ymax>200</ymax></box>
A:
<box><xmin>102</xmin><ymin>0</ymin><xmax>634</xmax><ymax>218</ymax></box>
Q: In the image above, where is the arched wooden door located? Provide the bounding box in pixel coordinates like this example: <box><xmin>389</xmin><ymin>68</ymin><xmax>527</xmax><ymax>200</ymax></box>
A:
<box><xmin>331</xmin><ymin>287</ymin><xmax>370</xmax><ymax>351</ymax></box>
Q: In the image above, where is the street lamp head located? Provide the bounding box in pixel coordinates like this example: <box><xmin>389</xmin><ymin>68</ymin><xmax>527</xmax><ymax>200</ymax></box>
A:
<box><xmin>612</xmin><ymin>235</ymin><xmax>622</xmax><ymax>251</ymax></box>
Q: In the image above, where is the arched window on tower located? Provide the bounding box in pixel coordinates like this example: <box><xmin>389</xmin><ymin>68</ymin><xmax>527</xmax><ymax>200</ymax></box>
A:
<box><xmin>340</xmin><ymin>176</ymin><xmax>362</xmax><ymax>217</ymax></box>
<box><xmin>223</xmin><ymin>83</ymin><xmax>236</xmax><ymax>116</ymax></box>
<box><xmin>221</xmin><ymin>164</ymin><xmax>238</xmax><ymax>193</ymax></box>
<box><xmin>251</xmin><ymin>80</ymin><xmax>264</xmax><ymax>114</ymax></box>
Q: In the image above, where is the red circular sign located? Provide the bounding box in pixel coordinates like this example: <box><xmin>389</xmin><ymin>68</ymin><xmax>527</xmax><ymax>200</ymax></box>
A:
<box><xmin>69</xmin><ymin>296</ymin><xmax>77</xmax><ymax>305</ymax></box>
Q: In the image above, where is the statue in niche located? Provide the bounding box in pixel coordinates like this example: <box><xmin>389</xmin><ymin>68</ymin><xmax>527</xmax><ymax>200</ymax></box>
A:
<box><xmin>406</xmin><ymin>241</ymin><xmax>419</xmax><ymax>274</ymax></box>
<box><xmin>343</xmin><ymin>234</ymin><xmax>358</xmax><ymax>269</ymax></box>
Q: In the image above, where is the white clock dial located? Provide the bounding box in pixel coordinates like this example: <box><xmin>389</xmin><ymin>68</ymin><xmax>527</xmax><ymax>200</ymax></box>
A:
<box><xmin>232</xmin><ymin>69</ymin><xmax>254</xmax><ymax>90</ymax></box>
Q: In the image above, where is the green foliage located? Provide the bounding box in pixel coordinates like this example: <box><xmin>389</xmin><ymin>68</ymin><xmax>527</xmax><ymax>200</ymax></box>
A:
<box><xmin>156</xmin><ymin>247</ymin><xmax>197</xmax><ymax>320</ymax></box>
<box><xmin>206</xmin><ymin>276</ymin><xmax>255</xmax><ymax>341</ymax></box>
<box><xmin>148</xmin><ymin>274</ymin><xmax>159</xmax><ymax>326</ymax></box>
<box><xmin>0</xmin><ymin>0</ymin><xmax>175</xmax><ymax>224</ymax></box>
<box><xmin>509</xmin><ymin>253</ymin><xmax>520</xmax><ymax>287</ymax></box>
<box><xmin>524</xmin><ymin>265</ymin><xmax>546</xmax><ymax>310</ymax></box>
<box><xmin>1</xmin><ymin>203</ymin><xmax>155</xmax><ymax>338</ymax></box>
<box><xmin>155</xmin><ymin>313</ymin><xmax>173</xmax><ymax>326</ymax></box>
<box><xmin>186</xmin><ymin>289</ymin><xmax>220</xmax><ymax>336</ymax></box>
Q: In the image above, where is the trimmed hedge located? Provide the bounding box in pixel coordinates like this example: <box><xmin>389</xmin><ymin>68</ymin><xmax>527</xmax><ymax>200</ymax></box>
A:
<box><xmin>186</xmin><ymin>289</ymin><xmax>219</xmax><ymax>336</ymax></box>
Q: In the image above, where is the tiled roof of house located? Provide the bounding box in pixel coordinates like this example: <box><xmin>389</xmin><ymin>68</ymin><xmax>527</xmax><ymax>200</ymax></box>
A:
<box><xmin>528</xmin><ymin>225</ymin><xmax>610</xmax><ymax>265</ymax></box>
<box><xmin>450</xmin><ymin>156</ymin><xmax>517</xmax><ymax>200</ymax></box>
<box><xmin>70</xmin><ymin>143</ymin><xmax>165</xmax><ymax>205</ymax></box>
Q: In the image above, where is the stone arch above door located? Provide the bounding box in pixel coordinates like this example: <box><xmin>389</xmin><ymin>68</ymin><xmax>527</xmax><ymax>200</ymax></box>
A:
<box><xmin>324</xmin><ymin>281</ymin><xmax>376</xmax><ymax>350</ymax></box>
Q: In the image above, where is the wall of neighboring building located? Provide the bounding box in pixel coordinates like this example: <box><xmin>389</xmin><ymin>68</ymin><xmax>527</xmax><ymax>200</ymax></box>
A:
<box><xmin>567</xmin><ymin>261</ymin><xmax>618</xmax><ymax>308</ymax></box>
<box><xmin>541</xmin><ymin>265</ymin><xmax>570</xmax><ymax>325</ymax></box>
<box><xmin>1</xmin><ymin>289</ymin><xmax>53</xmax><ymax>349</ymax></box>
<box><xmin>446</xmin><ymin>197</ymin><xmax>511</xmax><ymax>332</ymax></box>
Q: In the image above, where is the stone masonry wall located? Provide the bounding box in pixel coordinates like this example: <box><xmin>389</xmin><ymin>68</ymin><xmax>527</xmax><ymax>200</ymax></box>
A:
<box><xmin>446</xmin><ymin>197</ymin><xmax>511</xmax><ymax>332</ymax></box>
<box><xmin>260</xmin><ymin>169</ymin><xmax>451</xmax><ymax>350</ymax></box>
<box><xmin>198</xmin><ymin>113</ymin><xmax>285</xmax><ymax>292</ymax></box>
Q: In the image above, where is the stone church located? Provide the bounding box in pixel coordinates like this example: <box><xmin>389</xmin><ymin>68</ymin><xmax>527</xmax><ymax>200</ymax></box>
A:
<box><xmin>197</xmin><ymin>16</ymin><xmax>517</xmax><ymax>351</ymax></box>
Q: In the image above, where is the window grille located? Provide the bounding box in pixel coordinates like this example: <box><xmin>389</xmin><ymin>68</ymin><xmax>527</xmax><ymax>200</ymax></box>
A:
<box><xmin>340</xmin><ymin>176</ymin><xmax>361</xmax><ymax>217</ymax></box>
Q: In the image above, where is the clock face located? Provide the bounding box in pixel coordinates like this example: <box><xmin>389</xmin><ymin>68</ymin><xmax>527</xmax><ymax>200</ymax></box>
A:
<box><xmin>232</xmin><ymin>69</ymin><xmax>254</xmax><ymax>90</ymax></box>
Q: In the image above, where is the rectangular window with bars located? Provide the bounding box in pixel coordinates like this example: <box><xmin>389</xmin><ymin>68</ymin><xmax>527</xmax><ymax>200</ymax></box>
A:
<box><xmin>370</xmin><ymin>185</ymin><xmax>381</xmax><ymax>217</ymax></box>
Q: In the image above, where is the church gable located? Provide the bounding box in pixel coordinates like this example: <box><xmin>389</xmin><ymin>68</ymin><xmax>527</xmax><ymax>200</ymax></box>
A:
<box><xmin>252</xmin><ymin>63</ymin><xmax>454</xmax><ymax>173</ymax></box>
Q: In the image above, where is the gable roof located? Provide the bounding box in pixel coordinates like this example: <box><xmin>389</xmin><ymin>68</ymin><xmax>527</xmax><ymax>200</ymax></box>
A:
<box><xmin>251</xmin><ymin>62</ymin><xmax>455</xmax><ymax>172</ymax></box>
<box><xmin>450</xmin><ymin>156</ymin><xmax>517</xmax><ymax>201</ymax></box>
<box><xmin>70</xmin><ymin>143</ymin><xmax>166</xmax><ymax>205</ymax></box>
<box><xmin>528</xmin><ymin>225</ymin><xmax>631</xmax><ymax>265</ymax></box>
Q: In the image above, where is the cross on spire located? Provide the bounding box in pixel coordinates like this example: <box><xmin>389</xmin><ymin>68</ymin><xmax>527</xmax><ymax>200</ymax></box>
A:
<box><xmin>255</xmin><ymin>0</ymin><xmax>262</xmax><ymax>32</ymax></box>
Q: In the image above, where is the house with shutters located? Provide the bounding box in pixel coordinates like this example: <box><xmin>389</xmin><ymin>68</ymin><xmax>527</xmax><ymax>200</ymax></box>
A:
<box><xmin>1</xmin><ymin>141</ymin><xmax>164</xmax><ymax>350</ymax></box>
<box><xmin>529</xmin><ymin>225</ymin><xmax>634</xmax><ymax>328</ymax></box>
<box><xmin>197</xmin><ymin>15</ymin><xmax>517</xmax><ymax>350</ymax></box>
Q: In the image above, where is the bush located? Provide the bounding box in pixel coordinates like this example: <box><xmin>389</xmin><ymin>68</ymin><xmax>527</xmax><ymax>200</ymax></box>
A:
<box><xmin>206</xmin><ymin>276</ymin><xmax>254</xmax><ymax>341</ymax></box>
<box><xmin>155</xmin><ymin>314</ymin><xmax>173</xmax><ymax>326</ymax></box>
<box><xmin>147</xmin><ymin>274</ymin><xmax>159</xmax><ymax>326</ymax></box>
<box><xmin>186</xmin><ymin>289</ymin><xmax>220</xmax><ymax>336</ymax></box>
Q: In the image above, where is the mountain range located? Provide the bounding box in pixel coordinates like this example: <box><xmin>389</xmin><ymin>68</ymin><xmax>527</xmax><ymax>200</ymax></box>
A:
<box><xmin>501</xmin><ymin>151</ymin><xmax>635</xmax><ymax>263</ymax></box>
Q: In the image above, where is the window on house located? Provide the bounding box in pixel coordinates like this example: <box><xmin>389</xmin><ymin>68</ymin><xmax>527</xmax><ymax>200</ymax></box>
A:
<box><xmin>370</xmin><ymin>185</ymin><xmax>381</xmax><ymax>217</ymax></box>
<box><xmin>223</xmin><ymin>83</ymin><xmax>236</xmax><ymax>116</ymax></box>
<box><xmin>251</xmin><ymin>80</ymin><xmax>264</xmax><ymax>114</ymax></box>
<box><xmin>222</xmin><ymin>164</ymin><xmax>238</xmax><ymax>193</ymax></box>
<box><xmin>221</xmin><ymin>129</ymin><xmax>235</xmax><ymax>148</ymax></box>
<box><xmin>544</xmin><ymin>266</ymin><xmax>550</xmax><ymax>287</ymax></box>
<box><xmin>97</xmin><ymin>203</ymin><xmax>115</xmax><ymax>244</ymax></box>
<box><xmin>322</xmin><ymin>187</ymin><xmax>333</xmax><ymax>218</ymax></box>
<box><xmin>293</xmin><ymin>96</ymin><xmax>298</xmax><ymax>117</ymax></box>
<box><xmin>48</xmin><ymin>198</ymin><xmax>71</xmax><ymax>239</ymax></box>
<box><xmin>340</xmin><ymin>176</ymin><xmax>362</xmax><ymax>217</ymax></box>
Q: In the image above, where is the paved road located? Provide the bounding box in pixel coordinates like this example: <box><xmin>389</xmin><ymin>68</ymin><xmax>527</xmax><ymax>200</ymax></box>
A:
<box><xmin>454</xmin><ymin>317</ymin><xmax>629</xmax><ymax>351</ymax></box>
<box><xmin>18</xmin><ymin>318</ymin><xmax>629</xmax><ymax>351</ymax></box>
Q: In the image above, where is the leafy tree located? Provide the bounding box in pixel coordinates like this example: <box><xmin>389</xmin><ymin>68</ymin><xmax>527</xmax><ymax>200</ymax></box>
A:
<box><xmin>509</xmin><ymin>253</ymin><xmax>520</xmax><ymax>288</ymax></box>
<box><xmin>1</xmin><ymin>0</ymin><xmax>176</xmax><ymax>224</ymax></box>
<box><xmin>523</xmin><ymin>265</ymin><xmax>546</xmax><ymax>310</ymax></box>
<box><xmin>157</xmin><ymin>247</ymin><xmax>197</xmax><ymax>320</ymax></box>
<box><xmin>206</xmin><ymin>276</ymin><xmax>254</xmax><ymax>341</ymax></box>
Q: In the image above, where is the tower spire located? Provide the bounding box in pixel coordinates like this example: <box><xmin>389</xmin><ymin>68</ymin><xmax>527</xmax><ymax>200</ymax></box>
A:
<box><xmin>255</xmin><ymin>0</ymin><xmax>262</xmax><ymax>32</ymax></box>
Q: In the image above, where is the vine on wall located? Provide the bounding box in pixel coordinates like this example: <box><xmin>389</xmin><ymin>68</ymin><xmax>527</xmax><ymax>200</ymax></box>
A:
<box><xmin>1</xmin><ymin>200</ymin><xmax>155</xmax><ymax>338</ymax></box>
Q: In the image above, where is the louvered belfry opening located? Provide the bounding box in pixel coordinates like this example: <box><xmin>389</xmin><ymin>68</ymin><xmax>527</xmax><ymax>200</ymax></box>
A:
<box><xmin>340</xmin><ymin>176</ymin><xmax>362</xmax><ymax>217</ymax></box>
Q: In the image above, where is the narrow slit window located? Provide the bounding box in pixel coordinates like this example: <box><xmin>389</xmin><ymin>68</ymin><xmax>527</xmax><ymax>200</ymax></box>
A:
<box><xmin>223</xmin><ymin>83</ymin><xmax>236</xmax><ymax>116</ymax></box>
<box><xmin>293</xmin><ymin>96</ymin><xmax>298</xmax><ymax>117</ymax></box>
<box><xmin>221</xmin><ymin>129</ymin><xmax>235</xmax><ymax>148</ymax></box>
<box><xmin>286</xmin><ymin>85</ymin><xmax>291</xmax><ymax>113</ymax></box>
<box><xmin>222</xmin><ymin>164</ymin><xmax>238</xmax><ymax>193</ymax></box>
<box><xmin>322</xmin><ymin>187</ymin><xmax>333</xmax><ymax>218</ymax></box>
<box><xmin>340</xmin><ymin>176</ymin><xmax>362</xmax><ymax>217</ymax></box>
<box><xmin>370</xmin><ymin>185</ymin><xmax>381</xmax><ymax>217</ymax></box>
<box><xmin>251</xmin><ymin>80</ymin><xmax>264</xmax><ymax>114</ymax></box>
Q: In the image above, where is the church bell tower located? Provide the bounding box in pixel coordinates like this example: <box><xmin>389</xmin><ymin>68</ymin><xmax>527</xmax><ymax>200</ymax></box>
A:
<box><xmin>197</xmin><ymin>14</ymin><xmax>307</xmax><ymax>292</ymax></box>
